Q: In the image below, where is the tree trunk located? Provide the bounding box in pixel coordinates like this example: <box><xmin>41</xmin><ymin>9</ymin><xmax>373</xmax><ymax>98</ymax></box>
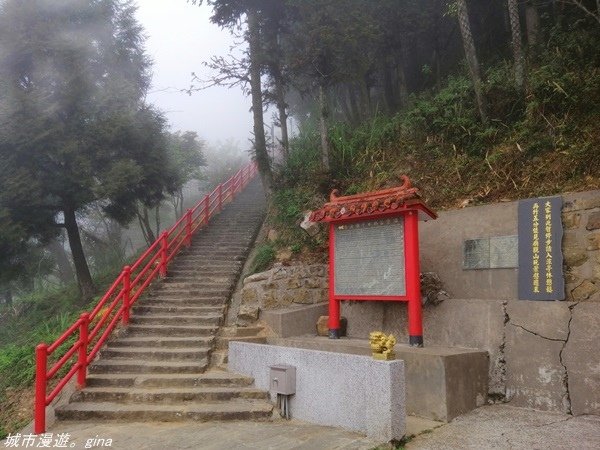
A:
<box><xmin>247</xmin><ymin>8</ymin><xmax>273</xmax><ymax>197</ymax></box>
<box><xmin>457</xmin><ymin>0</ymin><xmax>488</xmax><ymax>124</ymax></box>
<box><xmin>508</xmin><ymin>0</ymin><xmax>525</xmax><ymax>91</ymax></box>
<box><xmin>273</xmin><ymin>69</ymin><xmax>289</xmax><ymax>161</ymax></box>
<box><xmin>319</xmin><ymin>84</ymin><xmax>330</xmax><ymax>173</ymax></box>
<box><xmin>525</xmin><ymin>1</ymin><xmax>540</xmax><ymax>48</ymax></box>
<box><xmin>155</xmin><ymin>205</ymin><xmax>161</xmax><ymax>240</ymax></box>
<box><xmin>136</xmin><ymin>206</ymin><xmax>156</xmax><ymax>246</ymax></box>
<box><xmin>63</xmin><ymin>207</ymin><xmax>95</xmax><ymax>301</ymax></box>
<box><xmin>48</xmin><ymin>237</ymin><xmax>75</xmax><ymax>285</ymax></box>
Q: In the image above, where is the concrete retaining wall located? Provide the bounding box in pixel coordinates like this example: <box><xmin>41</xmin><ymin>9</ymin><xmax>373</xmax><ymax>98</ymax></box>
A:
<box><xmin>229</xmin><ymin>342</ymin><xmax>406</xmax><ymax>441</ymax></box>
<box><xmin>341</xmin><ymin>189</ymin><xmax>600</xmax><ymax>416</ymax></box>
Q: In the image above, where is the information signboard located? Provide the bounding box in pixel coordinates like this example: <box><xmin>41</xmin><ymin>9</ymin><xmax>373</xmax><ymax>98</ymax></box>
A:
<box><xmin>333</xmin><ymin>217</ymin><xmax>406</xmax><ymax>296</ymax></box>
<box><xmin>518</xmin><ymin>196</ymin><xmax>564</xmax><ymax>300</ymax></box>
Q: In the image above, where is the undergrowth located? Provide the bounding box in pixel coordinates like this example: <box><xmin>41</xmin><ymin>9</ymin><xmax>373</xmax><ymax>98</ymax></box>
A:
<box><xmin>0</xmin><ymin>265</ymin><xmax>127</xmax><ymax>438</ymax></box>
<box><xmin>266</xmin><ymin>24</ymin><xmax>600</xmax><ymax>262</ymax></box>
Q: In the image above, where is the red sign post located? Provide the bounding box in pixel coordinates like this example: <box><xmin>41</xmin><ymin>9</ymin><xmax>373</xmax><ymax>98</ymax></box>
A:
<box><xmin>310</xmin><ymin>177</ymin><xmax>437</xmax><ymax>347</ymax></box>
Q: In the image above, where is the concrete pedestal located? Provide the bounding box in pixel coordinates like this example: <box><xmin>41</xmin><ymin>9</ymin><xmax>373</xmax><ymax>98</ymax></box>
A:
<box><xmin>269</xmin><ymin>336</ymin><xmax>488</xmax><ymax>422</ymax></box>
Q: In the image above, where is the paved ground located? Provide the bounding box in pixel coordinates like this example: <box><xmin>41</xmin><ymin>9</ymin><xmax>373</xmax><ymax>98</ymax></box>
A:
<box><xmin>407</xmin><ymin>405</ymin><xmax>600</xmax><ymax>450</ymax></box>
<box><xmin>38</xmin><ymin>420</ymin><xmax>380</xmax><ymax>450</ymax></box>
<box><xmin>5</xmin><ymin>404</ymin><xmax>599</xmax><ymax>449</ymax></box>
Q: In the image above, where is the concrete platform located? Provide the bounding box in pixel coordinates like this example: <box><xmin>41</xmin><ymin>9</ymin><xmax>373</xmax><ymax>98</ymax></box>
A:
<box><xmin>268</xmin><ymin>336</ymin><xmax>489</xmax><ymax>422</ymax></box>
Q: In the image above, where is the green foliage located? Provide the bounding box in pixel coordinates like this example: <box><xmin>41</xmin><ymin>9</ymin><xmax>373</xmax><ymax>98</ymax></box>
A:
<box><xmin>250</xmin><ymin>244</ymin><xmax>276</xmax><ymax>274</ymax></box>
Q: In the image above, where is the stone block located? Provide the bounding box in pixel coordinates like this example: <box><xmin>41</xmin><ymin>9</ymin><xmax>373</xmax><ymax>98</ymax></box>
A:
<box><xmin>563</xmin><ymin>232</ymin><xmax>587</xmax><ymax>267</ymax></box>
<box><xmin>507</xmin><ymin>301</ymin><xmax>571</xmax><ymax>340</ymax></box>
<box><xmin>563</xmin><ymin>303</ymin><xmax>600</xmax><ymax>415</ymax></box>
<box><xmin>586</xmin><ymin>211</ymin><xmax>600</xmax><ymax>231</ymax></box>
<box><xmin>586</xmin><ymin>232</ymin><xmax>600</xmax><ymax>251</ymax></box>
<box><xmin>505</xmin><ymin>323</ymin><xmax>568</xmax><ymax>413</ymax></box>
<box><xmin>263</xmin><ymin>337</ymin><xmax>488</xmax><ymax>422</ymax></box>
<box><xmin>562</xmin><ymin>191</ymin><xmax>600</xmax><ymax>212</ymax></box>
<box><xmin>316</xmin><ymin>316</ymin><xmax>347</xmax><ymax>337</ymax></box>
<box><xmin>229</xmin><ymin>342</ymin><xmax>406</xmax><ymax>441</ymax></box>
<box><xmin>237</xmin><ymin>303</ymin><xmax>260</xmax><ymax>326</ymax></box>
<box><xmin>341</xmin><ymin>301</ymin><xmax>386</xmax><ymax>338</ymax></box>
<box><xmin>241</xmin><ymin>287</ymin><xmax>258</xmax><ymax>303</ymax></box>
<box><xmin>261</xmin><ymin>303</ymin><xmax>328</xmax><ymax>338</ymax></box>
<box><xmin>562</xmin><ymin>212</ymin><xmax>581</xmax><ymax>230</ymax></box>
<box><xmin>300</xmin><ymin>211</ymin><xmax>321</xmax><ymax>237</ymax></box>
<box><xmin>244</xmin><ymin>270</ymin><xmax>271</xmax><ymax>284</ymax></box>
<box><xmin>571</xmin><ymin>280</ymin><xmax>598</xmax><ymax>301</ymax></box>
<box><xmin>267</xmin><ymin>228</ymin><xmax>278</xmax><ymax>242</ymax></box>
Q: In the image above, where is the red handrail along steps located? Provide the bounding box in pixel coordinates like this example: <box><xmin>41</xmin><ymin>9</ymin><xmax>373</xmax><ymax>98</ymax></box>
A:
<box><xmin>34</xmin><ymin>162</ymin><xmax>264</xmax><ymax>433</ymax></box>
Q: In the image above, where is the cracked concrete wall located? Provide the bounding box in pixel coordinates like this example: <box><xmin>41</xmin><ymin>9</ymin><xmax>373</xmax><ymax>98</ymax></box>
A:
<box><xmin>341</xmin><ymin>189</ymin><xmax>600</xmax><ymax>416</ymax></box>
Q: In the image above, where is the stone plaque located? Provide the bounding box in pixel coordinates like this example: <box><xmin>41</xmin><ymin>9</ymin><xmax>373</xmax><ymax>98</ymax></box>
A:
<box><xmin>463</xmin><ymin>238</ymin><xmax>490</xmax><ymax>269</ymax></box>
<box><xmin>464</xmin><ymin>236</ymin><xmax>518</xmax><ymax>269</ymax></box>
<box><xmin>334</xmin><ymin>217</ymin><xmax>405</xmax><ymax>296</ymax></box>
<box><xmin>518</xmin><ymin>196</ymin><xmax>564</xmax><ymax>300</ymax></box>
<box><xmin>490</xmin><ymin>236</ymin><xmax>518</xmax><ymax>268</ymax></box>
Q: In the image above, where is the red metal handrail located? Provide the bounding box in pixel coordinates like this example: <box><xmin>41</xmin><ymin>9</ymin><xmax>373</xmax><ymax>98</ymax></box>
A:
<box><xmin>34</xmin><ymin>161</ymin><xmax>258</xmax><ymax>433</ymax></box>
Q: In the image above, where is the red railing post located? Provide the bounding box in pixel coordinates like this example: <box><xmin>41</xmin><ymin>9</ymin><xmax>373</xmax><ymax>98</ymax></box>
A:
<box><xmin>185</xmin><ymin>209</ymin><xmax>192</xmax><ymax>246</ymax></box>
<box><xmin>203</xmin><ymin>195</ymin><xmax>210</xmax><ymax>225</ymax></box>
<box><xmin>77</xmin><ymin>313</ymin><xmax>89</xmax><ymax>388</ymax></box>
<box><xmin>34</xmin><ymin>343</ymin><xmax>48</xmax><ymax>434</ymax></box>
<box><xmin>159</xmin><ymin>231</ymin><xmax>168</xmax><ymax>277</ymax></box>
<box><xmin>218</xmin><ymin>184</ymin><xmax>223</xmax><ymax>212</ymax></box>
<box><xmin>121</xmin><ymin>266</ymin><xmax>131</xmax><ymax>325</ymax></box>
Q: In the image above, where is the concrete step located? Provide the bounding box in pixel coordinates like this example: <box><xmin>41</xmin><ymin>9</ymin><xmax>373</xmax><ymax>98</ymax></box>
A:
<box><xmin>157</xmin><ymin>281</ymin><xmax>234</xmax><ymax>289</ymax></box>
<box><xmin>101</xmin><ymin>346</ymin><xmax>211</xmax><ymax>361</ymax></box>
<box><xmin>148</xmin><ymin>288</ymin><xmax>231</xmax><ymax>297</ymax></box>
<box><xmin>71</xmin><ymin>386</ymin><xmax>269</xmax><ymax>403</ymax></box>
<box><xmin>86</xmin><ymin>371</ymin><xmax>255</xmax><ymax>388</ymax></box>
<box><xmin>129</xmin><ymin>314</ymin><xmax>222</xmax><ymax>326</ymax></box>
<box><xmin>108</xmin><ymin>336</ymin><xmax>214</xmax><ymax>349</ymax></box>
<box><xmin>132</xmin><ymin>305</ymin><xmax>224</xmax><ymax>315</ymax></box>
<box><xmin>56</xmin><ymin>399</ymin><xmax>273</xmax><ymax>422</ymax></box>
<box><xmin>215</xmin><ymin>336</ymin><xmax>267</xmax><ymax>351</ymax></box>
<box><xmin>140</xmin><ymin>296</ymin><xmax>227</xmax><ymax>306</ymax></box>
<box><xmin>125</xmin><ymin>324</ymin><xmax>218</xmax><ymax>337</ymax></box>
<box><xmin>89</xmin><ymin>358</ymin><xmax>208</xmax><ymax>374</ymax></box>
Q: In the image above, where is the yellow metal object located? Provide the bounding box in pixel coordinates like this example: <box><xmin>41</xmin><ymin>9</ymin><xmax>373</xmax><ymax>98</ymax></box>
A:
<box><xmin>369</xmin><ymin>331</ymin><xmax>397</xmax><ymax>360</ymax></box>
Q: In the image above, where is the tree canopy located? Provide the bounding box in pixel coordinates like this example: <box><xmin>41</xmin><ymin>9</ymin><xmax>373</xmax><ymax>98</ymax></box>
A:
<box><xmin>0</xmin><ymin>0</ymin><xmax>176</xmax><ymax>299</ymax></box>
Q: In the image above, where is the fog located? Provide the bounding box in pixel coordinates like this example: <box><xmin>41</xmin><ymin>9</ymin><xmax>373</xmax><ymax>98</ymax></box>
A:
<box><xmin>135</xmin><ymin>1</ymin><xmax>253</xmax><ymax>147</ymax></box>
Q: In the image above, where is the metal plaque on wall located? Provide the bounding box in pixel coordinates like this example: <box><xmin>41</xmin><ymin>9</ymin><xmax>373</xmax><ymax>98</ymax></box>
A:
<box><xmin>518</xmin><ymin>196</ymin><xmax>565</xmax><ymax>300</ymax></box>
<box><xmin>334</xmin><ymin>217</ymin><xmax>406</xmax><ymax>296</ymax></box>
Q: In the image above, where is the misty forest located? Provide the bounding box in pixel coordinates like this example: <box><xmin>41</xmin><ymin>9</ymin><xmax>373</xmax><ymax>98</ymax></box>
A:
<box><xmin>1</xmin><ymin>0</ymin><xmax>600</xmax><ymax>437</ymax></box>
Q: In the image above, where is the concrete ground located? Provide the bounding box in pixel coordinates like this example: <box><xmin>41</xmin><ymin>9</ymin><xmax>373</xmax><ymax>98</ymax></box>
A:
<box><xmin>4</xmin><ymin>405</ymin><xmax>599</xmax><ymax>449</ymax></box>
<box><xmin>38</xmin><ymin>420</ymin><xmax>380</xmax><ymax>450</ymax></box>
<box><xmin>407</xmin><ymin>405</ymin><xmax>600</xmax><ymax>450</ymax></box>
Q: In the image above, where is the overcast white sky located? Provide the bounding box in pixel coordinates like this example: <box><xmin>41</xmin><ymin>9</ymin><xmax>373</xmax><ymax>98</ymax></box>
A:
<box><xmin>135</xmin><ymin>1</ymin><xmax>253</xmax><ymax>147</ymax></box>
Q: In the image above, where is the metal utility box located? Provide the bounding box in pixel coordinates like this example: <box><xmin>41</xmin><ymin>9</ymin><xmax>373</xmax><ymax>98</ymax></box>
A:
<box><xmin>269</xmin><ymin>364</ymin><xmax>296</xmax><ymax>395</ymax></box>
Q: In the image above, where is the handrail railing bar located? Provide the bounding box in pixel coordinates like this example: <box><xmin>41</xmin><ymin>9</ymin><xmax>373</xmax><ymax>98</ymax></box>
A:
<box><xmin>47</xmin><ymin>343</ymin><xmax>80</xmax><ymax>379</ymax></box>
<box><xmin>47</xmin><ymin>320</ymin><xmax>82</xmax><ymax>354</ymax></box>
<box><xmin>46</xmin><ymin>364</ymin><xmax>79</xmax><ymax>404</ymax></box>
<box><xmin>130</xmin><ymin>265</ymin><xmax>161</xmax><ymax>304</ymax></box>
<box><xmin>88</xmin><ymin>291</ymin><xmax>124</xmax><ymax>342</ymax></box>
<box><xmin>90</xmin><ymin>273</ymin><xmax>125</xmax><ymax>320</ymax></box>
<box><xmin>87</xmin><ymin>305</ymin><xmax>126</xmax><ymax>363</ymax></box>
<box><xmin>130</xmin><ymin>253</ymin><xmax>161</xmax><ymax>289</ymax></box>
<box><xmin>130</xmin><ymin>240</ymin><xmax>161</xmax><ymax>272</ymax></box>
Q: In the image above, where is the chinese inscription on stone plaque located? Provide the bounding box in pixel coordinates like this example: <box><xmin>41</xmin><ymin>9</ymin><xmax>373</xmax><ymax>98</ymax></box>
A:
<box><xmin>334</xmin><ymin>217</ymin><xmax>406</xmax><ymax>296</ymax></box>
<box><xmin>518</xmin><ymin>196</ymin><xmax>564</xmax><ymax>300</ymax></box>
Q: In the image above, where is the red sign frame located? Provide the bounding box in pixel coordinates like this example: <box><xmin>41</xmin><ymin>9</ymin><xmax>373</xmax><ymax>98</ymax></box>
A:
<box><xmin>310</xmin><ymin>179</ymin><xmax>436</xmax><ymax>346</ymax></box>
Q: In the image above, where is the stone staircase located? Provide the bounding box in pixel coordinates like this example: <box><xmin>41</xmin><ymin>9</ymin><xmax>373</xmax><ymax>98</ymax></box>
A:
<box><xmin>56</xmin><ymin>179</ymin><xmax>273</xmax><ymax>422</ymax></box>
